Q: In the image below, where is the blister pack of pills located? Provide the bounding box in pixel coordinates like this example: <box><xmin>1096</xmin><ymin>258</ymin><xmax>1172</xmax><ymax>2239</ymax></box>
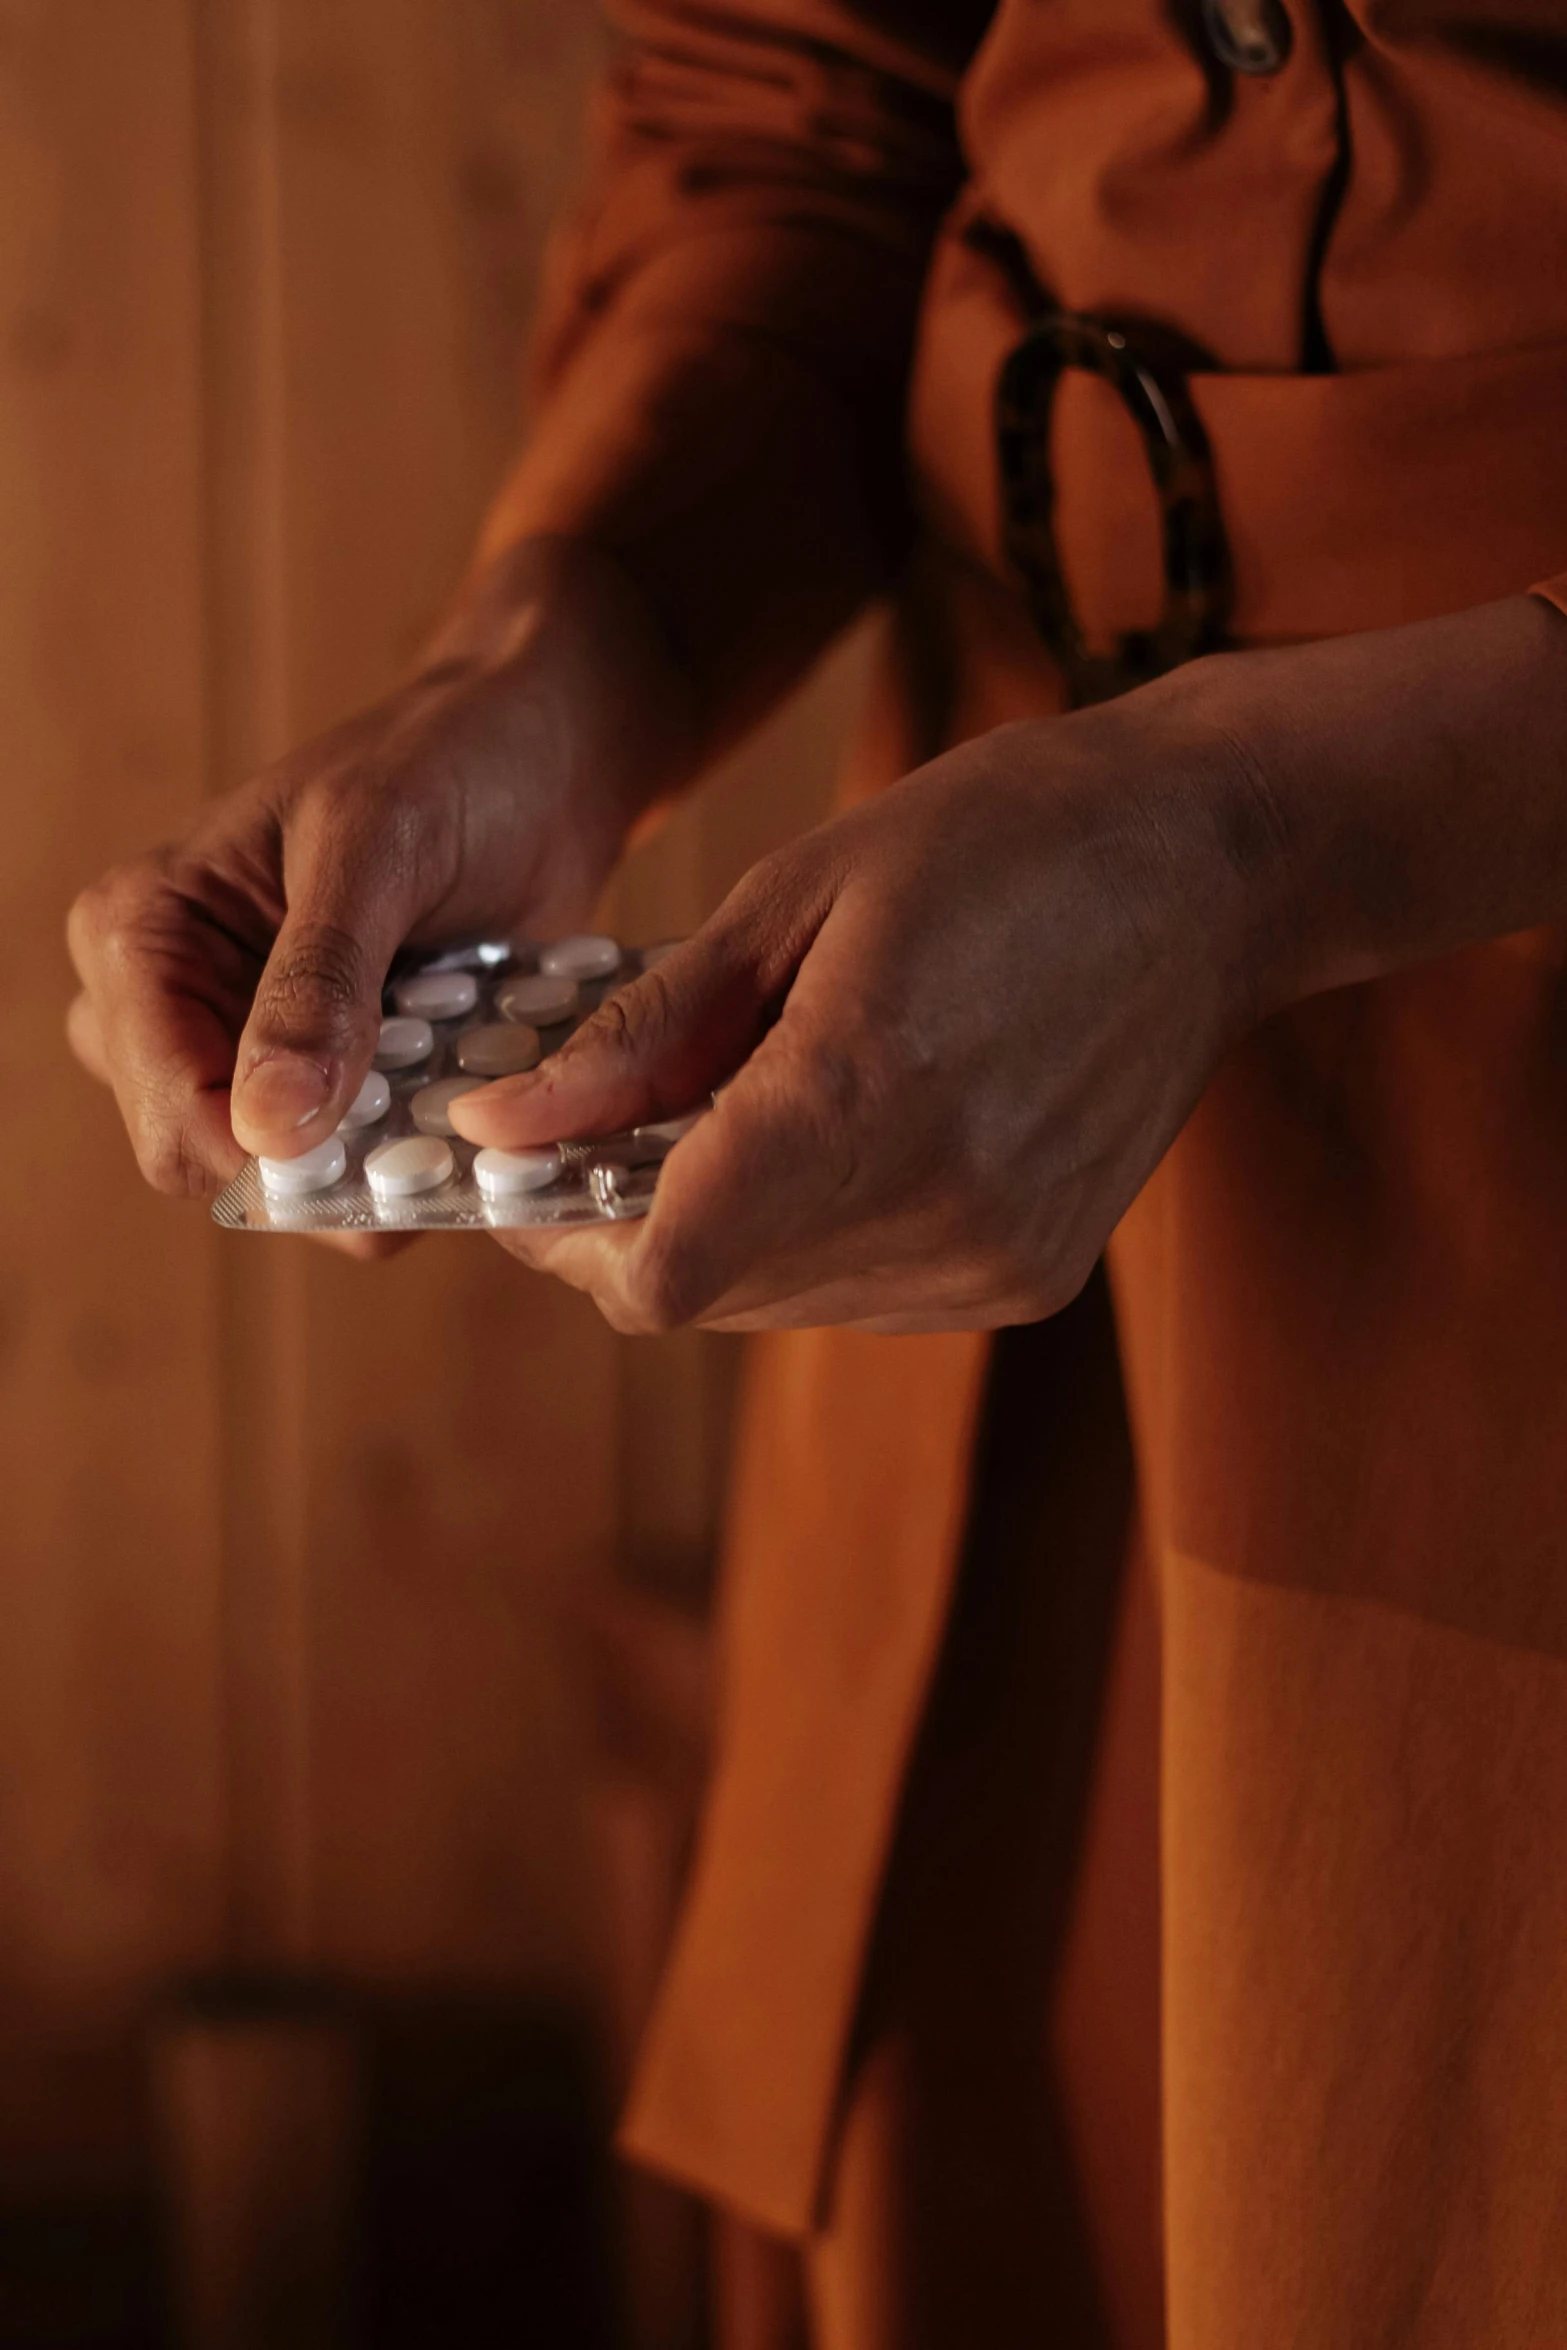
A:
<box><xmin>212</xmin><ymin>934</ymin><xmax>698</xmax><ymax>1235</ymax></box>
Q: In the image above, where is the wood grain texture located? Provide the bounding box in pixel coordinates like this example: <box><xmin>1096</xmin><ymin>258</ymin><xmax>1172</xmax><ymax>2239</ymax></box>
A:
<box><xmin>0</xmin><ymin>0</ymin><xmax>225</xmax><ymax>2179</ymax></box>
<box><xmin>0</xmin><ymin>0</ymin><xmax>861</xmax><ymax>2258</ymax></box>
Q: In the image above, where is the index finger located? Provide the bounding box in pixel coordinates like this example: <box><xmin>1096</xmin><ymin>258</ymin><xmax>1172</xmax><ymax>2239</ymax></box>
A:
<box><xmin>542</xmin><ymin>1013</ymin><xmax>918</xmax><ymax>1329</ymax></box>
<box><xmin>67</xmin><ymin>862</ymin><xmax>257</xmax><ymax>1196</ymax></box>
<box><xmin>450</xmin><ymin>844</ymin><xmax>839</xmax><ymax>1154</ymax></box>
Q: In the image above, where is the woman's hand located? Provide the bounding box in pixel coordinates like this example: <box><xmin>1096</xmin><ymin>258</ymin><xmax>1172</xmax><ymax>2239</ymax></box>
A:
<box><xmin>66</xmin><ymin>537</ymin><xmax>694</xmax><ymax>1214</ymax></box>
<box><xmin>452</xmin><ymin>592</ymin><xmax>1567</xmax><ymax>1333</ymax></box>
<box><xmin>450</xmin><ymin>672</ymin><xmax>1289</xmax><ymax>1331</ymax></box>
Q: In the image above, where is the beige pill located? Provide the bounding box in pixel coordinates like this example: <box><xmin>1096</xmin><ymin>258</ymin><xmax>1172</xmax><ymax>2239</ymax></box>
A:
<box><xmin>496</xmin><ymin>973</ymin><xmax>579</xmax><ymax>1027</ymax></box>
<box><xmin>365</xmin><ymin>1135</ymin><xmax>453</xmax><ymax>1199</ymax></box>
<box><xmin>411</xmin><ymin>1075</ymin><xmax>489</xmax><ymax>1137</ymax></box>
<box><xmin>456</xmin><ymin>1022</ymin><xmax>541</xmax><ymax>1077</ymax></box>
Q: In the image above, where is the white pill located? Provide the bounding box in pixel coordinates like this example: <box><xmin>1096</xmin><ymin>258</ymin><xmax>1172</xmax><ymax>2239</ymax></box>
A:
<box><xmin>538</xmin><ymin>933</ymin><xmax>620</xmax><ymax>982</ymax></box>
<box><xmin>338</xmin><ymin>1069</ymin><xmax>391</xmax><ymax>1131</ymax></box>
<box><xmin>410</xmin><ymin>1075</ymin><xmax>489</xmax><ymax>1137</ymax></box>
<box><xmin>365</xmin><ymin>1135</ymin><xmax>454</xmax><ymax>1199</ymax></box>
<box><xmin>457</xmin><ymin>1022</ymin><xmax>541</xmax><ymax>1077</ymax></box>
<box><xmin>259</xmin><ymin>1134</ymin><xmax>348</xmax><ymax>1196</ymax></box>
<box><xmin>474</xmin><ymin>1145</ymin><xmax>562</xmax><ymax>1199</ymax></box>
<box><xmin>373</xmin><ymin>1016</ymin><xmax>435</xmax><ymax>1071</ymax></box>
<box><xmin>495</xmin><ymin>973</ymin><xmax>579</xmax><ymax>1027</ymax></box>
<box><xmin>392</xmin><ymin>969</ymin><xmax>478</xmax><ymax>1021</ymax></box>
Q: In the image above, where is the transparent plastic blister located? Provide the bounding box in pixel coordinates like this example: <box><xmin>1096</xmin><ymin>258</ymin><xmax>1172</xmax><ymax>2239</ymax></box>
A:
<box><xmin>211</xmin><ymin>935</ymin><xmax>696</xmax><ymax>1235</ymax></box>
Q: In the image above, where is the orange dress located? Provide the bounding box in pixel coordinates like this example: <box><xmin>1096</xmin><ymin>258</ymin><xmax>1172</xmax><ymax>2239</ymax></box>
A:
<box><xmin>491</xmin><ymin>6</ymin><xmax>1567</xmax><ymax>2343</ymax></box>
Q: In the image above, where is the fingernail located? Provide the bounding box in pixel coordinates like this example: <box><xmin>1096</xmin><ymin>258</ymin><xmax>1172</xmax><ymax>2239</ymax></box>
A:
<box><xmin>240</xmin><ymin>1051</ymin><xmax>333</xmax><ymax>1130</ymax></box>
<box><xmin>449</xmin><ymin>1073</ymin><xmax>537</xmax><ymax>1129</ymax></box>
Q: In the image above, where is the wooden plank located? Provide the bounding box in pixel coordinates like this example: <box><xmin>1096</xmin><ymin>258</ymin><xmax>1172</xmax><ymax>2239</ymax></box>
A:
<box><xmin>192</xmin><ymin>0</ymin><xmax>317</xmax><ymax>1977</ymax></box>
<box><xmin>0</xmin><ymin>0</ymin><xmax>865</xmax><ymax>2240</ymax></box>
<box><xmin>0</xmin><ymin>0</ymin><xmax>225</xmax><ymax>2174</ymax></box>
<box><xmin>216</xmin><ymin>0</ymin><xmax>867</xmax><ymax>1986</ymax></box>
<box><xmin>243</xmin><ymin>0</ymin><xmax>621</xmax><ymax>1989</ymax></box>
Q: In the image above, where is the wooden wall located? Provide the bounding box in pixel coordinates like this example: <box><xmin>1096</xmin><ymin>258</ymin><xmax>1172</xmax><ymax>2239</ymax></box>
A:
<box><xmin>0</xmin><ymin>2</ymin><xmax>858</xmax><ymax>2337</ymax></box>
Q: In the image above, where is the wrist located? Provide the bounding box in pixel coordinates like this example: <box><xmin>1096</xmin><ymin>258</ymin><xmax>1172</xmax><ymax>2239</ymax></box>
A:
<box><xmin>423</xmin><ymin>533</ymin><xmax>702</xmax><ymax>845</ymax></box>
<box><xmin>1045</xmin><ymin>659</ymin><xmax>1314</xmax><ymax>1045</ymax></box>
<box><xmin>1166</xmin><ymin>597</ymin><xmax>1567</xmax><ymax>1021</ymax></box>
<box><xmin>1133</xmin><ymin>649</ymin><xmax>1322</xmax><ymax>1027</ymax></box>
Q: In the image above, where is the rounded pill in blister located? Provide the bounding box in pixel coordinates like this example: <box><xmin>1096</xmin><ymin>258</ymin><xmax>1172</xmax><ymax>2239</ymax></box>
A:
<box><xmin>338</xmin><ymin>1069</ymin><xmax>391</xmax><ymax>1131</ymax></box>
<box><xmin>474</xmin><ymin>1145</ymin><xmax>561</xmax><ymax>1199</ymax></box>
<box><xmin>260</xmin><ymin>1134</ymin><xmax>348</xmax><ymax>1196</ymax></box>
<box><xmin>495</xmin><ymin>973</ymin><xmax>579</xmax><ymax>1027</ymax></box>
<box><xmin>456</xmin><ymin>1022</ymin><xmax>541</xmax><ymax>1077</ymax></box>
<box><xmin>392</xmin><ymin>969</ymin><xmax>478</xmax><ymax>1022</ymax></box>
<box><xmin>373</xmin><ymin>1016</ymin><xmax>435</xmax><ymax>1071</ymax></box>
<box><xmin>539</xmin><ymin>933</ymin><xmax>620</xmax><ymax>982</ymax></box>
<box><xmin>411</xmin><ymin>1075</ymin><xmax>488</xmax><ymax>1137</ymax></box>
<box><xmin>365</xmin><ymin>1135</ymin><xmax>454</xmax><ymax>1199</ymax></box>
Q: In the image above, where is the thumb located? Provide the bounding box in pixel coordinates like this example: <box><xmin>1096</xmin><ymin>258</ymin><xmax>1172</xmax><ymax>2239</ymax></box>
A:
<box><xmin>231</xmin><ymin>795</ymin><xmax>428</xmax><ymax>1155</ymax></box>
<box><xmin>452</xmin><ymin>888</ymin><xmax>813</xmax><ymax>1152</ymax></box>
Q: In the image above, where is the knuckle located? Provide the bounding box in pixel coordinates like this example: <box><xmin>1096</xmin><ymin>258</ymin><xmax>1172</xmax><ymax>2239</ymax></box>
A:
<box><xmin>729</xmin><ymin>840</ymin><xmax>830</xmax><ymax>960</ymax></box>
<box><xmin>65</xmin><ymin>882</ymin><xmax>104</xmax><ymax>962</ymax></box>
<box><xmin>1010</xmin><ymin>1256</ymin><xmax>1089</xmax><ymax>1326</ymax></box>
<box><xmin>599</xmin><ymin>1293</ymin><xmax>661</xmax><ymax>1338</ymax></box>
<box><xmin>722</xmin><ymin>844</ymin><xmax>789</xmax><ymax>922</ymax></box>
<box><xmin>610</xmin><ymin>968</ymin><xmax>671</xmax><ymax>1052</ymax></box>
<box><xmin>583</xmin><ymin>968</ymin><xmax>673</xmax><ymax>1061</ymax></box>
<box><xmin>972</xmin><ymin>1183</ymin><xmax>1089</xmax><ymax>1321</ymax></box>
<box><xmin>67</xmin><ymin>862</ymin><xmax>150</xmax><ymax>965</ymax></box>
<box><xmin>134</xmin><ymin>1111</ymin><xmax>218</xmax><ymax>1202</ymax></box>
<box><xmin>619</xmin><ymin>1233</ymin><xmax>696</xmax><ymax>1334</ymax></box>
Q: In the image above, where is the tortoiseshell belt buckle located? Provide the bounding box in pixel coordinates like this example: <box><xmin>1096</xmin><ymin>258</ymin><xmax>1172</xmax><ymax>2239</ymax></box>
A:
<box><xmin>994</xmin><ymin>309</ymin><xmax>1233</xmax><ymax>707</ymax></box>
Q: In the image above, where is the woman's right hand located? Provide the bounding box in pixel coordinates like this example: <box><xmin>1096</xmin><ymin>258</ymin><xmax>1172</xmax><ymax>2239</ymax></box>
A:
<box><xmin>65</xmin><ymin>536</ymin><xmax>694</xmax><ymax>1202</ymax></box>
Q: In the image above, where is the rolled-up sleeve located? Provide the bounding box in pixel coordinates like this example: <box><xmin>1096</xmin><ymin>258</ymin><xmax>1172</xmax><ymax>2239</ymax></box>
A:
<box><xmin>479</xmin><ymin>2</ymin><xmax>990</xmax><ymax>735</ymax></box>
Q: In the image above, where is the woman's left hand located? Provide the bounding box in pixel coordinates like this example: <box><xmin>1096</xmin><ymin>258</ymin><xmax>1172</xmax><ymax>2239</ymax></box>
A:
<box><xmin>451</xmin><ymin>667</ymin><xmax>1291</xmax><ymax>1332</ymax></box>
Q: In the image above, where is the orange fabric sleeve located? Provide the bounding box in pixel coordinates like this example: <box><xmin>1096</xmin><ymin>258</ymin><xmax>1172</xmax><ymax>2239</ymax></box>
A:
<box><xmin>477</xmin><ymin>2</ymin><xmax>991</xmax><ymax>743</ymax></box>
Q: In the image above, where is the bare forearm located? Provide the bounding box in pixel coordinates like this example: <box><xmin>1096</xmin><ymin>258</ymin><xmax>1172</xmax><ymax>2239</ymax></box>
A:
<box><xmin>473</xmin><ymin>319</ymin><xmax>894</xmax><ymax>768</ymax></box>
<box><xmin>479</xmin><ymin>0</ymin><xmax>977</xmax><ymax>763</ymax></box>
<box><xmin>1171</xmin><ymin>596</ymin><xmax>1567</xmax><ymax>1014</ymax></box>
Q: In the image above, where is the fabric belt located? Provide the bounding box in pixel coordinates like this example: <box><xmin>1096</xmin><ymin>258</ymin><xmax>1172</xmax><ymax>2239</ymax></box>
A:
<box><xmin>909</xmin><ymin>237</ymin><xmax>1567</xmax><ymax>667</ymax></box>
